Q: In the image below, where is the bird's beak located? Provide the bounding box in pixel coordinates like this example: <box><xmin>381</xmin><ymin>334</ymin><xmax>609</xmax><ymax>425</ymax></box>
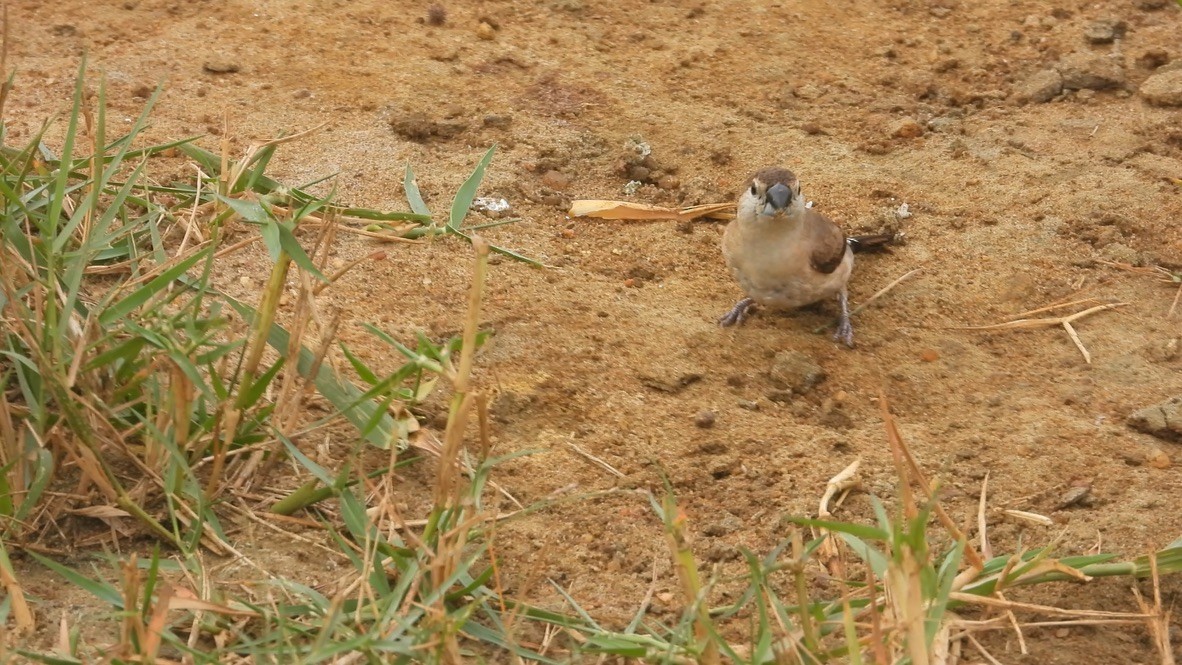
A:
<box><xmin>766</xmin><ymin>183</ymin><xmax>792</xmax><ymax>213</ymax></box>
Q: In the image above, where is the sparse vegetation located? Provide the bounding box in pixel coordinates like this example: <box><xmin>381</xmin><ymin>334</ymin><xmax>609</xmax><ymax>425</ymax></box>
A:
<box><xmin>1</xmin><ymin>60</ymin><xmax>1179</xmax><ymax>665</ymax></box>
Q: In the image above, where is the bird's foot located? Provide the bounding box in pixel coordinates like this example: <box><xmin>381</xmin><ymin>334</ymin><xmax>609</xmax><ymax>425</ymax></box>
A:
<box><xmin>719</xmin><ymin>298</ymin><xmax>756</xmax><ymax>327</ymax></box>
<box><xmin>832</xmin><ymin>315</ymin><xmax>855</xmax><ymax>348</ymax></box>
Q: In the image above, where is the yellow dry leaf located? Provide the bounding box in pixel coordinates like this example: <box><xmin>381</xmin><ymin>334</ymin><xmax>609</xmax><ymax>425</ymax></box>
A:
<box><xmin>568</xmin><ymin>200</ymin><xmax>735</xmax><ymax>222</ymax></box>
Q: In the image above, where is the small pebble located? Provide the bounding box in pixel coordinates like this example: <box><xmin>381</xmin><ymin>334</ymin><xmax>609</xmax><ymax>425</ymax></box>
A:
<box><xmin>1147</xmin><ymin>448</ymin><xmax>1171</xmax><ymax>469</ymax></box>
<box><xmin>694</xmin><ymin>410</ymin><xmax>716</xmax><ymax>428</ymax></box>
<box><xmin>920</xmin><ymin>349</ymin><xmax>940</xmax><ymax>362</ymax></box>
<box><xmin>657</xmin><ymin>175</ymin><xmax>680</xmax><ymax>190</ymax></box>
<box><xmin>202</xmin><ymin>60</ymin><xmax>241</xmax><ymax>74</ymax></box>
<box><xmin>426</xmin><ymin>3</ymin><xmax>447</xmax><ymax>25</ymax></box>
<box><xmin>1084</xmin><ymin>19</ymin><xmax>1127</xmax><ymax>44</ymax></box>
<box><xmin>541</xmin><ymin>169</ymin><xmax>571</xmax><ymax>190</ymax></box>
<box><xmin>889</xmin><ymin>117</ymin><xmax>924</xmax><ymax>139</ymax></box>
<box><xmin>476</xmin><ymin>21</ymin><xmax>496</xmax><ymax>40</ymax></box>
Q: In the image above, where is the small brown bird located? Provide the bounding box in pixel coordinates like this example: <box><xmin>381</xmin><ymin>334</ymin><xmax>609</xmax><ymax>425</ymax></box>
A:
<box><xmin>720</xmin><ymin>167</ymin><xmax>882</xmax><ymax>347</ymax></box>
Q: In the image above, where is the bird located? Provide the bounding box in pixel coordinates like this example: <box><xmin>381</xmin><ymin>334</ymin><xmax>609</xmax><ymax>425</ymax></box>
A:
<box><xmin>719</xmin><ymin>166</ymin><xmax>891</xmax><ymax>347</ymax></box>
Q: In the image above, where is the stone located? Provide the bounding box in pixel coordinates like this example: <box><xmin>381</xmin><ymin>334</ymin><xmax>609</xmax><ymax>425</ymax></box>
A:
<box><xmin>541</xmin><ymin>169</ymin><xmax>570</xmax><ymax>190</ymax></box>
<box><xmin>1058</xmin><ymin>53</ymin><xmax>1125</xmax><ymax>90</ymax></box>
<box><xmin>1083</xmin><ymin>19</ymin><xmax>1127</xmax><ymax>44</ymax></box>
<box><xmin>1128</xmin><ymin>395</ymin><xmax>1182</xmax><ymax>442</ymax></box>
<box><xmin>694</xmin><ymin>410</ymin><xmax>716</xmax><ymax>428</ymax></box>
<box><xmin>1140</xmin><ymin>69</ymin><xmax>1182</xmax><ymax>107</ymax></box>
<box><xmin>476</xmin><ymin>21</ymin><xmax>496</xmax><ymax>40</ymax></box>
<box><xmin>769</xmin><ymin>351</ymin><xmax>826</xmax><ymax>394</ymax></box>
<box><xmin>202</xmin><ymin>60</ymin><xmax>240</xmax><ymax>74</ymax></box>
<box><xmin>889</xmin><ymin>117</ymin><xmax>924</xmax><ymax>138</ymax></box>
<box><xmin>1014</xmin><ymin>69</ymin><xmax>1063</xmax><ymax>103</ymax></box>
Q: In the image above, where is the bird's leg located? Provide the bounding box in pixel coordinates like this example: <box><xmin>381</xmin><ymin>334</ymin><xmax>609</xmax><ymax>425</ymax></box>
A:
<box><xmin>719</xmin><ymin>297</ymin><xmax>755</xmax><ymax>327</ymax></box>
<box><xmin>833</xmin><ymin>288</ymin><xmax>855</xmax><ymax>348</ymax></box>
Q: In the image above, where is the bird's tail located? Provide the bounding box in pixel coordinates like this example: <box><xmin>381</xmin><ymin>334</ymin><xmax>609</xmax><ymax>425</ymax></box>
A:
<box><xmin>847</xmin><ymin>233</ymin><xmax>903</xmax><ymax>253</ymax></box>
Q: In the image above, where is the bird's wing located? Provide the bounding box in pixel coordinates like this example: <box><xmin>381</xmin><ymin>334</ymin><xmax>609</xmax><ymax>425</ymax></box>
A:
<box><xmin>804</xmin><ymin>209</ymin><xmax>848</xmax><ymax>274</ymax></box>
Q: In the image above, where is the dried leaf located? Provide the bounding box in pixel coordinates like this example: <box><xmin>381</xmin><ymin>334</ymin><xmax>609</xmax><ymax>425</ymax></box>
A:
<box><xmin>568</xmin><ymin>200</ymin><xmax>734</xmax><ymax>222</ymax></box>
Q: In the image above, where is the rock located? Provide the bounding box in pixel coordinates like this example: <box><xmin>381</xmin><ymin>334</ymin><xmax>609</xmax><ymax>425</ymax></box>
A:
<box><xmin>1058</xmin><ymin>53</ymin><xmax>1125</xmax><ymax>90</ymax></box>
<box><xmin>889</xmin><ymin>117</ymin><xmax>924</xmax><ymax>139</ymax></box>
<box><xmin>476</xmin><ymin>21</ymin><xmax>496</xmax><ymax>40</ymax></box>
<box><xmin>657</xmin><ymin>175</ymin><xmax>680</xmax><ymax>190</ymax></box>
<box><xmin>703</xmin><ymin>513</ymin><xmax>742</xmax><ymax>536</ymax></box>
<box><xmin>1127</xmin><ymin>394</ymin><xmax>1182</xmax><ymax>442</ymax></box>
<box><xmin>638</xmin><ymin>370</ymin><xmax>702</xmax><ymax>394</ymax></box>
<box><xmin>1014</xmin><ymin>69</ymin><xmax>1063</xmax><ymax>103</ymax></box>
<box><xmin>426</xmin><ymin>3</ymin><xmax>447</xmax><ymax>25</ymax></box>
<box><xmin>1139</xmin><ymin>69</ymin><xmax>1182</xmax><ymax>107</ymax></box>
<box><xmin>482</xmin><ymin>113</ymin><xmax>512</xmax><ymax>128</ymax></box>
<box><xmin>541</xmin><ymin>169</ymin><xmax>570</xmax><ymax>190</ymax></box>
<box><xmin>1084</xmin><ymin>19</ymin><xmax>1127</xmax><ymax>44</ymax></box>
<box><xmin>694</xmin><ymin>410</ymin><xmax>716</xmax><ymax>428</ymax></box>
<box><xmin>1147</xmin><ymin>448</ymin><xmax>1171</xmax><ymax>469</ymax></box>
<box><xmin>1056</xmin><ymin>484</ymin><xmax>1092</xmax><ymax>509</ymax></box>
<box><xmin>1136</xmin><ymin>48</ymin><xmax>1170</xmax><ymax>70</ymax></box>
<box><xmin>769</xmin><ymin>351</ymin><xmax>826</xmax><ymax>394</ymax></box>
<box><xmin>1135</xmin><ymin>0</ymin><xmax>1169</xmax><ymax>9</ymax></box>
<box><xmin>202</xmin><ymin>60</ymin><xmax>240</xmax><ymax>74</ymax></box>
<box><xmin>389</xmin><ymin>113</ymin><xmax>466</xmax><ymax>141</ymax></box>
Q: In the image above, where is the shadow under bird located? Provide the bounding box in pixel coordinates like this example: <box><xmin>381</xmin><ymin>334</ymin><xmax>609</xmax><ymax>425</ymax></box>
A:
<box><xmin>719</xmin><ymin>167</ymin><xmax>895</xmax><ymax>347</ymax></box>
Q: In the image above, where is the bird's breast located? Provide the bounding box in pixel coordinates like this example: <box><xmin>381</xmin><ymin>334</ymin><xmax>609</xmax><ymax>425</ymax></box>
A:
<box><xmin>723</xmin><ymin>219</ymin><xmax>852</xmax><ymax>309</ymax></box>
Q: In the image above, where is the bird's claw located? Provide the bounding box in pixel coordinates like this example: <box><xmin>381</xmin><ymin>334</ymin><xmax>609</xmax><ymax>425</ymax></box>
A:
<box><xmin>833</xmin><ymin>316</ymin><xmax>855</xmax><ymax>348</ymax></box>
<box><xmin>719</xmin><ymin>298</ymin><xmax>755</xmax><ymax>327</ymax></box>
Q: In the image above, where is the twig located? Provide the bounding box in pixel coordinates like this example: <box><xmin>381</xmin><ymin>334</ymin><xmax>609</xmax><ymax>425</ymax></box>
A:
<box><xmin>963</xmin><ymin>633</ymin><xmax>1005</xmax><ymax>665</ymax></box>
<box><xmin>954</xmin><ymin>302</ymin><xmax>1128</xmax><ymax>364</ymax></box>
<box><xmin>851</xmin><ymin>268</ymin><xmax>924</xmax><ymax>318</ymax></box>
<box><xmin>566</xmin><ymin>442</ymin><xmax>624</xmax><ymax>479</ymax></box>
<box><xmin>977</xmin><ymin>472</ymin><xmax>992</xmax><ymax>561</ymax></box>
<box><xmin>814</xmin><ymin>268</ymin><xmax>924</xmax><ymax>333</ymax></box>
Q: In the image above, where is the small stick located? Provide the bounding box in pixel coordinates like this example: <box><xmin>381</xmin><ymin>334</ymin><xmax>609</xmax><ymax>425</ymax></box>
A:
<box><xmin>977</xmin><ymin>472</ymin><xmax>992</xmax><ymax>561</ymax></box>
<box><xmin>566</xmin><ymin>442</ymin><xmax>624</xmax><ymax>479</ymax></box>
<box><xmin>954</xmin><ymin>302</ymin><xmax>1128</xmax><ymax>364</ymax></box>
<box><xmin>814</xmin><ymin>267</ymin><xmax>924</xmax><ymax>333</ymax></box>
<box><xmin>851</xmin><ymin>268</ymin><xmax>923</xmax><ymax>318</ymax></box>
<box><xmin>1010</xmin><ymin>297</ymin><xmax>1102</xmax><ymax>319</ymax></box>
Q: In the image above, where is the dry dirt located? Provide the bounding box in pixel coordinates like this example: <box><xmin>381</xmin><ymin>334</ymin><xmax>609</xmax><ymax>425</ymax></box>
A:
<box><xmin>6</xmin><ymin>0</ymin><xmax>1182</xmax><ymax>661</ymax></box>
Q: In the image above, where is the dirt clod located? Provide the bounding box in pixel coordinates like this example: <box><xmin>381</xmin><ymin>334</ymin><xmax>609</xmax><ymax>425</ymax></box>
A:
<box><xmin>889</xmin><ymin>117</ymin><xmax>924</xmax><ymax>139</ymax></box>
<box><xmin>1139</xmin><ymin>69</ymin><xmax>1182</xmax><ymax>106</ymax></box>
<box><xmin>1058</xmin><ymin>53</ymin><xmax>1125</xmax><ymax>90</ymax></box>
<box><xmin>1127</xmin><ymin>394</ymin><xmax>1182</xmax><ymax>442</ymax></box>
<box><xmin>389</xmin><ymin>112</ymin><xmax>466</xmax><ymax>142</ymax></box>
<box><xmin>202</xmin><ymin>60</ymin><xmax>241</xmax><ymax>74</ymax></box>
<box><xmin>769</xmin><ymin>351</ymin><xmax>826</xmax><ymax>394</ymax></box>
<box><xmin>1083</xmin><ymin>19</ymin><xmax>1127</xmax><ymax>45</ymax></box>
<box><xmin>1014</xmin><ymin>69</ymin><xmax>1063</xmax><ymax>103</ymax></box>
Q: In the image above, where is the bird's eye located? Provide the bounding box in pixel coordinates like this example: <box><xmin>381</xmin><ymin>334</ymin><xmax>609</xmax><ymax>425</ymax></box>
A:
<box><xmin>749</xmin><ymin>184</ymin><xmax>758</xmax><ymax>196</ymax></box>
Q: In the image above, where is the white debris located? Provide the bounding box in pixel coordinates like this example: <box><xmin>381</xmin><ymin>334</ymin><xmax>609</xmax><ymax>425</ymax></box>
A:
<box><xmin>895</xmin><ymin>202</ymin><xmax>912</xmax><ymax>219</ymax></box>
<box><xmin>624</xmin><ymin>137</ymin><xmax>652</xmax><ymax>158</ymax></box>
<box><xmin>806</xmin><ymin>200</ymin><xmax>814</xmax><ymax>208</ymax></box>
<box><xmin>623</xmin><ymin>180</ymin><xmax>643</xmax><ymax>196</ymax></box>
<box><xmin>473</xmin><ymin>197</ymin><xmax>512</xmax><ymax>215</ymax></box>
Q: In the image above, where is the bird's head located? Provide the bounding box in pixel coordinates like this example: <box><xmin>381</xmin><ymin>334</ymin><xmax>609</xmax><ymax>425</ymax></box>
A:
<box><xmin>738</xmin><ymin>167</ymin><xmax>804</xmax><ymax>222</ymax></box>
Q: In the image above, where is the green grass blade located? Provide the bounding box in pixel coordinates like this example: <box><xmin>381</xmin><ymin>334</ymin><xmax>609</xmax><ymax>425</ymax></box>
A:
<box><xmin>403</xmin><ymin>163</ymin><xmax>431</xmax><ymax>217</ymax></box>
<box><xmin>98</xmin><ymin>247</ymin><xmax>211</xmax><ymax>326</ymax></box>
<box><xmin>448</xmin><ymin>145</ymin><xmax>496</xmax><ymax>230</ymax></box>
<box><xmin>28</xmin><ymin>552</ymin><xmax>124</xmax><ymax>608</ymax></box>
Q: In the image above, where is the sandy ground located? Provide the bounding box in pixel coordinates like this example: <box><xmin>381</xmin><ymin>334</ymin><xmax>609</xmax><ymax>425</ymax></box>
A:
<box><xmin>6</xmin><ymin>0</ymin><xmax>1182</xmax><ymax>660</ymax></box>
